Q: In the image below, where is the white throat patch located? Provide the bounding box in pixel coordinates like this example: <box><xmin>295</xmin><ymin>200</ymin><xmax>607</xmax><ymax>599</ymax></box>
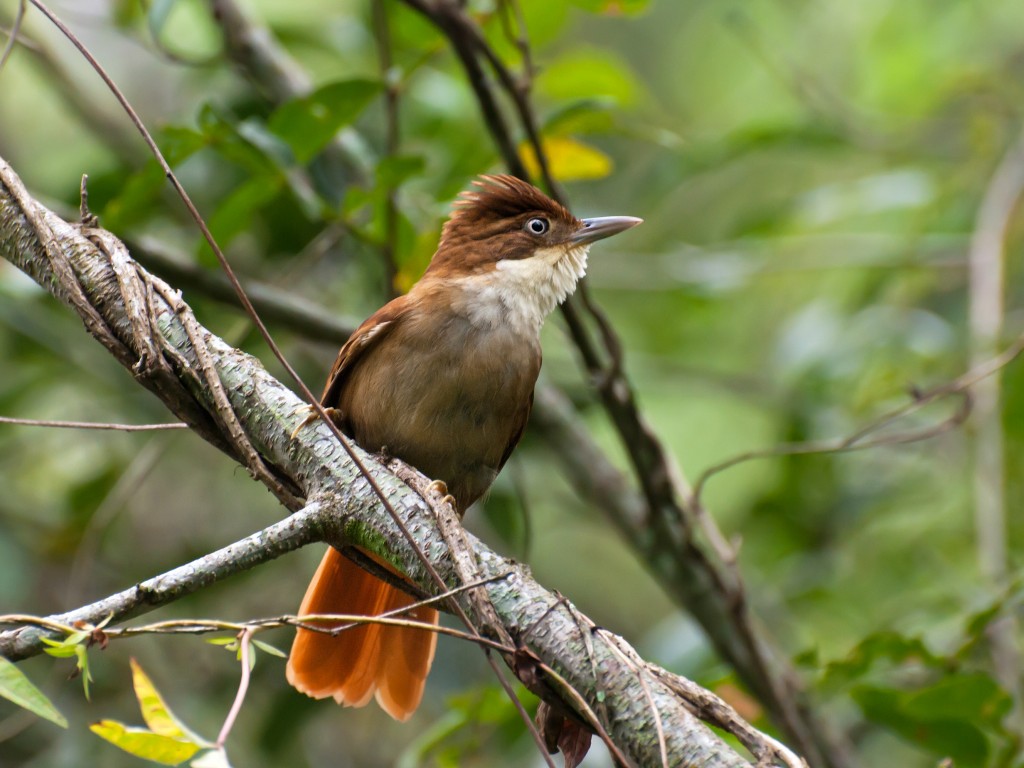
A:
<box><xmin>450</xmin><ymin>244</ymin><xmax>590</xmax><ymax>335</ymax></box>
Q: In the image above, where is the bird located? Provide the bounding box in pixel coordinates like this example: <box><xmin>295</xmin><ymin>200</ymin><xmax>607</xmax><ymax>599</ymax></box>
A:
<box><xmin>286</xmin><ymin>174</ymin><xmax>641</xmax><ymax>721</ymax></box>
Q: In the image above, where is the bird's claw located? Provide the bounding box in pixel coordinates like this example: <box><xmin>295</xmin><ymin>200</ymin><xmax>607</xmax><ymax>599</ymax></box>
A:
<box><xmin>425</xmin><ymin>480</ymin><xmax>456</xmax><ymax>508</ymax></box>
<box><xmin>289</xmin><ymin>404</ymin><xmax>341</xmax><ymax>440</ymax></box>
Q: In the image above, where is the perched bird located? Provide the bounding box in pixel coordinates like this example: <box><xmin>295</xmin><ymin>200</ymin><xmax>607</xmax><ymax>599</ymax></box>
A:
<box><xmin>286</xmin><ymin>175</ymin><xmax>641</xmax><ymax>720</ymax></box>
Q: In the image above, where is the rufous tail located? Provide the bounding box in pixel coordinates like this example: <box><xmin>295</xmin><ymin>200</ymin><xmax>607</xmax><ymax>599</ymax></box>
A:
<box><xmin>286</xmin><ymin>547</ymin><xmax>438</xmax><ymax>721</ymax></box>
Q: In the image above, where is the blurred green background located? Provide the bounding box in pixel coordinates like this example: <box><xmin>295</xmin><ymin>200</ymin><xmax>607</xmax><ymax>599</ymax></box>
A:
<box><xmin>1</xmin><ymin>0</ymin><xmax>1023</xmax><ymax>765</ymax></box>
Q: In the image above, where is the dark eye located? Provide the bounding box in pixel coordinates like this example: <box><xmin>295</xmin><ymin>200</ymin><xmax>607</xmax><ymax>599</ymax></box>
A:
<box><xmin>525</xmin><ymin>217</ymin><xmax>549</xmax><ymax>235</ymax></box>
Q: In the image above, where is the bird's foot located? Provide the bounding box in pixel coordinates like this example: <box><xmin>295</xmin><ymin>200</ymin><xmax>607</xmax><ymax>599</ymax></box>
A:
<box><xmin>425</xmin><ymin>479</ymin><xmax>457</xmax><ymax>508</ymax></box>
<box><xmin>289</xmin><ymin>404</ymin><xmax>342</xmax><ymax>439</ymax></box>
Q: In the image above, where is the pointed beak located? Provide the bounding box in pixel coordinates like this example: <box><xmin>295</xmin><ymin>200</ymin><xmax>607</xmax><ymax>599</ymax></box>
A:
<box><xmin>571</xmin><ymin>216</ymin><xmax>643</xmax><ymax>245</ymax></box>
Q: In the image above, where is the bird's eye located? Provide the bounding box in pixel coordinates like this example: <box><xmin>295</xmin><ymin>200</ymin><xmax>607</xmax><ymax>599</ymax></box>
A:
<box><xmin>525</xmin><ymin>217</ymin><xmax>549</xmax><ymax>235</ymax></box>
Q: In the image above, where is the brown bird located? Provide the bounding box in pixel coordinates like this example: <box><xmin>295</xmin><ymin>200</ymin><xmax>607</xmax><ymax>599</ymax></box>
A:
<box><xmin>286</xmin><ymin>175</ymin><xmax>641</xmax><ymax>720</ymax></box>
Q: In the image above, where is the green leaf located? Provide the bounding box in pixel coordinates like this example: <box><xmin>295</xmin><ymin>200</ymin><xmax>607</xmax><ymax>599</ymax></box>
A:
<box><xmin>376</xmin><ymin>154</ymin><xmax>426</xmax><ymax>189</ymax></box>
<box><xmin>537</xmin><ymin>49</ymin><xmax>642</xmax><ymax>108</ymax></box>
<box><xmin>91</xmin><ymin>720</ymin><xmax>203</xmax><ymax>766</ymax></box>
<box><xmin>269</xmin><ymin>80</ymin><xmax>381</xmax><ymax>164</ymax></box>
<box><xmin>198</xmin><ymin>176</ymin><xmax>284</xmax><ymax>265</ymax></box>
<box><xmin>75</xmin><ymin>644</ymin><xmax>93</xmax><ymax>701</ymax></box>
<box><xmin>41</xmin><ymin>638</ymin><xmax>79</xmax><ymax>659</ymax></box>
<box><xmin>130</xmin><ymin>659</ymin><xmax>211</xmax><ymax>747</ymax></box>
<box><xmin>542</xmin><ymin>99</ymin><xmax>617</xmax><ymax>137</ymax></box>
<box><xmin>102</xmin><ymin>127</ymin><xmax>208</xmax><ymax>231</ymax></box>
<box><xmin>251</xmin><ymin>639</ymin><xmax>287</xmax><ymax>659</ymax></box>
<box><xmin>0</xmin><ymin>655</ymin><xmax>68</xmax><ymax>728</ymax></box>
<box><xmin>204</xmin><ymin>638</ymin><xmax>236</xmax><ymax>648</ymax></box>
<box><xmin>819</xmin><ymin>631</ymin><xmax>941</xmax><ymax>690</ymax></box>
<box><xmin>195</xmin><ymin>107</ymin><xmax>279</xmax><ymax>176</ymax></box>
<box><xmin>853</xmin><ymin>685</ymin><xmax>990</xmax><ymax>767</ymax></box>
<box><xmin>904</xmin><ymin>673</ymin><xmax>1011</xmax><ymax>728</ymax></box>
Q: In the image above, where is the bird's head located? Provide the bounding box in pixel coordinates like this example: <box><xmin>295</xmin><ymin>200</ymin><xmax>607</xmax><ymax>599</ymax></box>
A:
<box><xmin>424</xmin><ymin>175</ymin><xmax>641</xmax><ymax>331</ymax></box>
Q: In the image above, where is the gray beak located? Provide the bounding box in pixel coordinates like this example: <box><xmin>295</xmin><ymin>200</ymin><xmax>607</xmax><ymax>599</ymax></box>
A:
<box><xmin>571</xmin><ymin>216</ymin><xmax>643</xmax><ymax>245</ymax></box>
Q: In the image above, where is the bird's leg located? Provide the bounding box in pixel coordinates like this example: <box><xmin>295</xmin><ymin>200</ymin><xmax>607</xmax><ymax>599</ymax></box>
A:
<box><xmin>289</xmin><ymin>404</ymin><xmax>343</xmax><ymax>439</ymax></box>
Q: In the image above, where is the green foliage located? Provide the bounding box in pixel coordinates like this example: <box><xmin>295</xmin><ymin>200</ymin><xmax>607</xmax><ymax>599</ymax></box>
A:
<box><xmin>2</xmin><ymin>0</ymin><xmax>1024</xmax><ymax>766</ymax></box>
<box><xmin>40</xmin><ymin>616</ymin><xmax>111</xmax><ymax>701</ymax></box>
<box><xmin>397</xmin><ymin>685</ymin><xmax>530</xmax><ymax>767</ymax></box>
<box><xmin>205</xmin><ymin>635</ymin><xmax>286</xmax><ymax>669</ymax></box>
<box><xmin>0</xmin><ymin>655</ymin><xmax>68</xmax><ymax>728</ymax></box>
<box><xmin>268</xmin><ymin>80</ymin><xmax>382</xmax><ymax>164</ymax></box>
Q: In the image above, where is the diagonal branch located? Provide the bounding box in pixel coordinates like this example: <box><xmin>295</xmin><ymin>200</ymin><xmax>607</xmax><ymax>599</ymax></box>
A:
<box><xmin>394</xmin><ymin>2</ymin><xmax>851</xmax><ymax>765</ymax></box>
<box><xmin>0</xmin><ymin>152</ymin><xmax>802</xmax><ymax>767</ymax></box>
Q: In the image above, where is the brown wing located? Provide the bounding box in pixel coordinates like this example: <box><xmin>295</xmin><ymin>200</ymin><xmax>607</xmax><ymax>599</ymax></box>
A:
<box><xmin>495</xmin><ymin>372</ymin><xmax>536</xmax><ymax>475</ymax></box>
<box><xmin>319</xmin><ymin>294</ymin><xmax>414</xmax><ymax>409</ymax></box>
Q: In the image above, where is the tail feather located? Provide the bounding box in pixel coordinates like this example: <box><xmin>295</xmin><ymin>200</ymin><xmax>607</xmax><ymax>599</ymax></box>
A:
<box><xmin>375</xmin><ymin>596</ymin><xmax>438</xmax><ymax>718</ymax></box>
<box><xmin>286</xmin><ymin>547</ymin><xmax>438</xmax><ymax>721</ymax></box>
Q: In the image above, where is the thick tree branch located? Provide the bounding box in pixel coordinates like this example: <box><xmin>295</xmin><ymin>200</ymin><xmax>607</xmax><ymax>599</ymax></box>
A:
<box><xmin>0</xmin><ymin>154</ymin><xmax>807</xmax><ymax>767</ymax></box>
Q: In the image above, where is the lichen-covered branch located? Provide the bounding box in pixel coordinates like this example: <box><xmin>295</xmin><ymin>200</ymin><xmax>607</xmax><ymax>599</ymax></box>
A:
<box><xmin>0</xmin><ymin>154</ymin><xmax>804</xmax><ymax>767</ymax></box>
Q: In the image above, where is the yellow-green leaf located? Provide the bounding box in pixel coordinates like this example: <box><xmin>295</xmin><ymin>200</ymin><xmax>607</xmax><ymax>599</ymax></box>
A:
<box><xmin>130</xmin><ymin>659</ymin><xmax>210</xmax><ymax>747</ymax></box>
<box><xmin>0</xmin><ymin>656</ymin><xmax>68</xmax><ymax>728</ymax></box>
<box><xmin>91</xmin><ymin>720</ymin><xmax>203</xmax><ymax>765</ymax></box>
<box><xmin>519</xmin><ymin>137</ymin><xmax>613</xmax><ymax>182</ymax></box>
<box><xmin>252</xmin><ymin>639</ymin><xmax>287</xmax><ymax>659</ymax></box>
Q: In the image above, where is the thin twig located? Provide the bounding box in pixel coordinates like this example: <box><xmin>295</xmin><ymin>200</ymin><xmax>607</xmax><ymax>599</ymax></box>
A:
<box><xmin>1</xmin><ymin>613</ymin><xmax>511</xmax><ymax>654</ymax></box>
<box><xmin>216</xmin><ymin>628</ymin><xmax>253</xmax><ymax>748</ymax></box>
<box><xmin>372</xmin><ymin>0</ymin><xmax>401</xmax><ymax>297</ymax></box>
<box><xmin>0</xmin><ymin>0</ymin><xmax>25</xmax><ymax>73</ymax></box>
<box><xmin>0</xmin><ymin>415</ymin><xmax>187</xmax><ymax>431</ymax></box>
<box><xmin>690</xmin><ymin>388</ymin><xmax>974</xmax><ymax>506</ymax></box>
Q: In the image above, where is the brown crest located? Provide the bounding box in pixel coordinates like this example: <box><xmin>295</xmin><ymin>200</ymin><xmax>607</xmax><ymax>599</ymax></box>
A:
<box><xmin>452</xmin><ymin>175</ymin><xmax>575</xmax><ymax>225</ymax></box>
